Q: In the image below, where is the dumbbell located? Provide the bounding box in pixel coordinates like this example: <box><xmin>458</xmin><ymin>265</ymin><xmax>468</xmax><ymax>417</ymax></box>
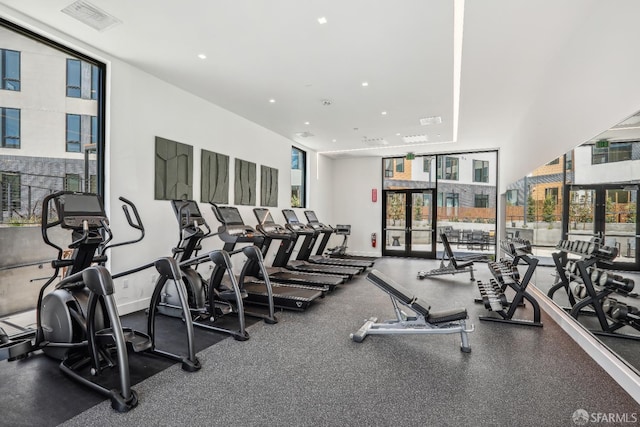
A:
<box><xmin>590</xmin><ymin>268</ymin><xmax>602</xmax><ymax>284</ymax></box>
<box><xmin>569</xmin><ymin>280</ymin><xmax>588</xmax><ymax>299</ymax></box>
<box><xmin>598</xmin><ymin>272</ymin><xmax>635</xmax><ymax>293</ymax></box>
<box><xmin>595</xmin><ymin>245</ymin><xmax>618</xmax><ymax>260</ymax></box>
<box><xmin>492</xmin><ymin>266</ymin><xmax>519</xmax><ymax>282</ymax></box>
<box><xmin>602</xmin><ymin>297</ymin><xmax>619</xmax><ymax>315</ymax></box>
<box><xmin>610</xmin><ymin>303</ymin><xmax>640</xmax><ymax>322</ymax></box>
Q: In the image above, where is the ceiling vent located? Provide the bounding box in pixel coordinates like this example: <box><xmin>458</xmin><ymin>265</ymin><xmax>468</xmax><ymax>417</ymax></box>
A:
<box><xmin>419</xmin><ymin>116</ymin><xmax>442</xmax><ymax>126</ymax></box>
<box><xmin>62</xmin><ymin>1</ymin><xmax>122</xmax><ymax>32</ymax></box>
<box><xmin>295</xmin><ymin>131</ymin><xmax>314</xmax><ymax>138</ymax></box>
<box><xmin>362</xmin><ymin>137</ymin><xmax>388</xmax><ymax>146</ymax></box>
<box><xmin>321</xmin><ymin>99</ymin><xmax>332</xmax><ymax>106</ymax></box>
<box><xmin>402</xmin><ymin>134</ymin><xmax>429</xmax><ymax>144</ymax></box>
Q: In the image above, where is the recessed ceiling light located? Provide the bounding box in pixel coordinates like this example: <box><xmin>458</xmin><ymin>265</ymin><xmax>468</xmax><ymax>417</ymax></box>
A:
<box><xmin>317</xmin><ymin>17</ymin><xmax>327</xmax><ymax>24</ymax></box>
<box><xmin>381</xmin><ymin>111</ymin><xmax>387</xmax><ymax>116</ymax></box>
<box><xmin>197</xmin><ymin>53</ymin><xmax>207</xmax><ymax>59</ymax></box>
<box><xmin>304</xmin><ymin>121</ymin><xmax>310</xmax><ymax>125</ymax></box>
<box><xmin>269</xmin><ymin>99</ymin><xmax>276</xmax><ymax>103</ymax></box>
<box><xmin>396</xmin><ymin>133</ymin><xmax>401</xmax><ymax>136</ymax></box>
<box><xmin>332</xmin><ymin>139</ymin><xmax>337</xmax><ymax>142</ymax></box>
<box><xmin>361</xmin><ymin>82</ymin><xmax>369</xmax><ymax>87</ymax></box>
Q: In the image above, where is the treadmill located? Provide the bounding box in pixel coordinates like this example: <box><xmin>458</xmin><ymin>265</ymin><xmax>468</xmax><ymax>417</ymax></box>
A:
<box><xmin>212</xmin><ymin>204</ymin><xmax>341</xmax><ymax>295</ymax></box>
<box><xmin>253</xmin><ymin>208</ymin><xmax>347</xmax><ymax>289</ymax></box>
<box><xmin>282</xmin><ymin>209</ymin><xmax>369</xmax><ymax>272</ymax></box>
<box><xmin>304</xmin><ymin>210</ymin><xmax>378</xmax><ymax>263</ymax></box>
<box><xmin>172</xmin><ymin>200</ymin><xmax>321</xmax><ymax>312</ymax></box>
<box><xmin>264</xmin><ymin>208</ymin><xmax>362</xmax><ymax>278</ymax></box>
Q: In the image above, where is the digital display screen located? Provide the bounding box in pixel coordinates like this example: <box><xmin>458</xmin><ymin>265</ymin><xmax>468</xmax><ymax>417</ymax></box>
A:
<box><xmin>305</xmin><ymin>210</ymin><xmax>318</xmax><ymax>223</ymax></box>
<box><xmin>172</xmin><ymin>200</ymin><xmax>202</xmax><ymax>217</ymax></box>
<box><xmin>60</xmin><ymin>193</ymin><xmax>104</xmax><ymax>215</ymax></box>
<box><xmin>282</xmin><ymin>209</ymin><xmax>299</xmax><ymax>224</ymax></box>
<box><xmin>219</xmin><ymin>206</ymin><xmax>245</xmax><ymax>225</ymax></box>
<box><xmin>254</xmin><ymin>208</ymin><xmax>275</xmax><ymax>225</ymax></box>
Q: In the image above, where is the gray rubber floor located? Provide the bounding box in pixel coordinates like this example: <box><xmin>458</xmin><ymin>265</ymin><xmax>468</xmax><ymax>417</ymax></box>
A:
<box><xmin>55</xmin><ymin>257</ymin><xmax>640</xmax><ymax>427</ymax></box>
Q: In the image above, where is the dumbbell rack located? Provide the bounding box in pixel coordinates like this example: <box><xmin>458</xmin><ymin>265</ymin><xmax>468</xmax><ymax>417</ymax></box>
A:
<box><xmin>548</xmin><ymin>239</ymin><xmax>640</xmax><ymax>341</ymax></box>
<box><xmin>547</xmin><ymin>238</ymin><xmax>619</xmax><ymax>306</ymax></box>
<box><xmin>474</xmin><ymin>239</ymin><xmax>542</xmax><ymax>327</ymax></box>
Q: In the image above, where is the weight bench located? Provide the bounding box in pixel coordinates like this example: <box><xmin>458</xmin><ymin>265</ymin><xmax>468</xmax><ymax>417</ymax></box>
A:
<box><xmin>351</xmin><ymin>269</ymin><xmax>473</xmax><ymax>352</ymax></box>
<box><xmin>418</xmin><ymin>233</ymin><xmax>487</xmax><ymax>281</ymax></box>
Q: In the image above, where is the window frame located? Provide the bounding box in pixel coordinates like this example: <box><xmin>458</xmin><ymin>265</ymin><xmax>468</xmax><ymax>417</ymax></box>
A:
<box><xmin>1</xmin><ymin>49</ymin><xmax>20</xmax><ymax>91</ymax></box>
<box><xmin>592</xmin><ymin>142</ymin><xmax>633</xmax><ymax>165</ymax></box>
<box><xmin>473</xmin><ymin>159</ymin><xmax>489</xmax><ymax>183</ymax></box>
<box><xmin>395</xmin><ymin>158</ymin><xmax>405</xmax><ymax>173</ymax></box>
<box><xmin>1</xmin><ymin>17</ymin><xmax>106</xmax><ymax>201</ymax></box>
<box><xmin>1</xmin><ymin>107</ymin><xmax>20</xmax><ymax>148</ymax></box>
<box><xmin>474</xmin><ymin>193</ymin><xmax>489</xmax><ymax>208</ymax></box>
<box><xmin>291</xmin><ymin>146</ymin><xmax>306</xmax><ymax>208</ymax></box>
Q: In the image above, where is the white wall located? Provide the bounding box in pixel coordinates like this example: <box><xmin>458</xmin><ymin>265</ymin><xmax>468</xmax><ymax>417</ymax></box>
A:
<box><xmin>332</xmin><ymin>156</ymin><xmax>381</xmax><ymax>256</ymax></box>
<box><xmin>106</xmin><ymin>61</ymin><xmax>335</xmax><ymax>313</ymax></box>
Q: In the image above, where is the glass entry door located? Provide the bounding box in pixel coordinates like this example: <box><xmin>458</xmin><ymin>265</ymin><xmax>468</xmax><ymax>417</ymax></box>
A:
<box><xmin>383</xmin><ymin>189</ymin><xmax>435</xmax><ymax>257</ymax></box>
<box><xmin>565</xmin><ymin>185</ymin><xmax>639</xmax><ymax>270</ymax></box>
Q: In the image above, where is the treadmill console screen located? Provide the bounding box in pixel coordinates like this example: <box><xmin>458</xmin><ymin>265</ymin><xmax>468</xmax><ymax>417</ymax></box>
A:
<box><xmin>254</xmin><ymin>208</ymin><xmax>275</xmax><ymax>225</ymax></box>
<box><xmin>171</xmin><ymin>200</ymin><xmax>205</xmax><ymax>227</ymax></box>
<box><xmin>57</xmin><ymin>193</ymin><xmax>107</xmax><ymax>229</ymax></box>
<box><xmin>304</xmin><ymin>210</ymin><xmax>319</xmax><ymax>224</ymax></box>
<box><xmin>282</xmin><ymin>209</ymin><xmax>299</xmax><ymax>224</ymax></box>
<box><xmin>219</xmin><ymin>206</ymin><xmax>245</xmax><ymax>226</ymax></box>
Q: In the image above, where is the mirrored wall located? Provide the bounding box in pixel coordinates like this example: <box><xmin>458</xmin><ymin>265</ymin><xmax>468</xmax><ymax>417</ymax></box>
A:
<box><xmin>505</xmin><ymin>111</ymin><xmax>640</xmax><ymax>374</ymax></box>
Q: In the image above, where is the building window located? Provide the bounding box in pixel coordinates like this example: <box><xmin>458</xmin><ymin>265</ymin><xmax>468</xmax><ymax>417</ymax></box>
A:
<box><xmin>0</xmin><ymin>171</ymin><xmax>20</xmax><ymax>211</ymax></box>
<box><xmin>565</xmin><ymin>151</ymin><xmax>573</xmax><ymax>170</ymax></box>
<box><xmin>437</xmin><ymin>156</ymin><xmax>459</xmax><ymax>180</ymax></box>
<box><xmin>592</xmin><ymin>142</ymin><xmax>632</xmax><ymax>164</ymax></box>
<box><xmin>89</xmin><ymin>175</ymin><xmax>97</xmax><ymax>193</ymax></box>
<box><xmin>66</xmin><ymin>114</ymin><xmax>81</xmax><ymax>152</ymax></box>
<box><xmin>1</xmin><ymin>49</ymin><xmax>20</xmax><ymax>91</ymax></box>
<box><xmin>64</xmin><ymin>173</ymin><xmax>81</xmax><ymax>192</ymax></box>
<box><xmin>445</xmin><ymin>193</ymin><xmax>459</xmax><ymax>207</ymax></box>
<box><xmin>66</xmin><ymin>114</ymin><xmax>96</xmax><ymax>152</ymax></box>
<box><xmin>66</xmin><ymin>59</ymin><xmax>99</xmax><ymax>99</ymax></box>
<box><xmin>546</xmin><ymin>158</ymin><xmax>560</xmax><ymax>166</ymax></box>
<box><xmin>545</xmin><ymin>187</ymin><xmax>559</xmax><ymax>204</ymax></box>
<box><xmin>384</xmin><ymin>159</ymin><xmax>393</xmax><ymax>177</ymax></box>
<box><xmin>474</xmin><ymin>194</ymin><xmax>489</xmax><ymax>208</ymax></box>
<box><xmin>291</xmin><ymin>146</ymin><xmax>306</xmax><ymax>207</ymax></box>
<box><xmin>423</xmin><ymin>157</ymin><xmax>431</xmax><ymax>173</ymax></box>
<box><xmin>395</xmin><ymin>158</ymin><xmax>404</xmax><ymax>173</ymax></box>
<box><xmin>506</xmin><ymin>189</ymin><xmax>518</xmax><ymax>206</ymax></box>
<box><xmin>1</xmin><ymin>107</ymin><xmax>20</xmax><ymax>148</ymax></box>
<box><xmin>608</xmin><ymin>189</ymin><xmax>629</xmax><ymax>204</ymax></box>
<box><xmin>473</xmin><ymin>160</ymin><xmax>489</xmax><ymax>183</ymax></box>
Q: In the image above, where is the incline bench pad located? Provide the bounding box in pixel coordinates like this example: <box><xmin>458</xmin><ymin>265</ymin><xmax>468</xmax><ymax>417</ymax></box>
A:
<box><xmin>427</xmin><ymin>308</ymin><xmax>468</xmax><ymax>324</ymax></box>
<box><xmin>367</xmin><ymin>270</ymin><xmax>418</xmax><ymax>306</ymax></box>
<box><xmin>368</xmin><ymin>269</ymin><xmax>468</xmax><ymax>322</ymax></box>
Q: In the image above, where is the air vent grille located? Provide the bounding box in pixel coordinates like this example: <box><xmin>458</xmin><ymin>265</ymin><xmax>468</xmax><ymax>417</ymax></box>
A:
<box><xmin>62</xmin><ymin>1</ymin><xmax>122</xmax><ymax>32</ymax></box>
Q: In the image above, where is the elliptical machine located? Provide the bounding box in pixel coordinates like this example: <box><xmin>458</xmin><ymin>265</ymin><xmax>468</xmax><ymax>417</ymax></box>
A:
<box><xmin>157</xmin><ymin>200</ymin><xmax>277</xmax><ymax>341</ymax></box>
<box><xmin>0</xmin><ymin>192</ymin><xmax>200</xmax><ymax>412</ymax></box>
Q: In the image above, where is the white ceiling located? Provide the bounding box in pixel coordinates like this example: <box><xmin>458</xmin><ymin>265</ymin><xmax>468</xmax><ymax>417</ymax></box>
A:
<box><xmin>2</xmin><ymin>0</ymin><xmax>640</xmax><ymax>184</ymax></box>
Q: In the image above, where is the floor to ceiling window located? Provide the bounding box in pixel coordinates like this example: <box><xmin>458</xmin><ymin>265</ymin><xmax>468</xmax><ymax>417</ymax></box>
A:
<box><xmin>0</xmin><ymin>19</ymin><xmax>105</xmax><ymax>324</ymax></box>
<box><xmin>382</xmin><ymin>151</ymin><xmax>497</xmax><ymax>259</ymax></box>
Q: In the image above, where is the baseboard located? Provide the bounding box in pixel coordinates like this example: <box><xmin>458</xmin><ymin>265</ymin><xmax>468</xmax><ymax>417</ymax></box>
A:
<box><xmin>117</xmin><ymin>298</ymin><xmax>151</xmax><ymax>316</ymax></box>
<box><xmin>530</xmin><ymin>285</ymin><xmax>640</xmax><ymax>405</ymax></box>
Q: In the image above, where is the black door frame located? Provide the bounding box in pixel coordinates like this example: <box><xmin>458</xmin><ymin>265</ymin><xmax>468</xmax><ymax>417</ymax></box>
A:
<box><xmin>382</xmin><ymin>188</ymin><xmax>436</xmax><ymax>258</ymax></box>
<box><xmin>563</xmin><ymin>184</ymin><xmax>639</xmax><ymax>270</ymax></box>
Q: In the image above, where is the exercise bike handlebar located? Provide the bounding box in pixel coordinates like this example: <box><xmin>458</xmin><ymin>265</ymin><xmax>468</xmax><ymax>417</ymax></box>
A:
<box><xmin>41</xmin><ymin>191</ymin><xmax>65</xmax><ymax>258</ymax></box>
<box><xmin>101</xmin><ymin>197</ymin><xmax>145</xmax><ymax>254</ymax></box>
